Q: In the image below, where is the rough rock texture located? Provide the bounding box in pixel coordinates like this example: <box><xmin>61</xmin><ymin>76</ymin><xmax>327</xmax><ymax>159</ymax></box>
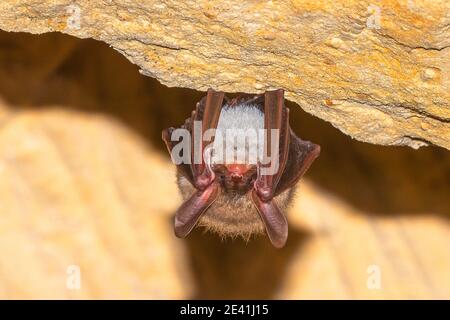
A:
<box><xmin>0</xmin><ymin>0</ymin><xmax>449</xmax><ymax>149</ymax></box>
<box><xmin>0</xmin><ymin>32</ymin><xmax>449</xmax><ymax>299</ymax></box>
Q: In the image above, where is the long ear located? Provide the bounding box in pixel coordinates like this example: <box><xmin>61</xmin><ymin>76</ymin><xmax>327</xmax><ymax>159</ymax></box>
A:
<box><xmin>190</xmin><ymin>88</ymin><xmax>224</xmax><ymax>190</ymax></box>
<box><xmin>275</xmin><ymin>132</ymin><xmax>320</xmax><ymax>196</ymax></box>
<box><xmin>251</xmin><ymin>89</ymin><xmax>290</xmax><ymax>248</ymax></box>
<box><xmin>253</xmin><ymin>89</ymin><xmax>290</xmax><ymax>201</ymax></box>
<box><xmin>162</xmin><ymin>89</ymin><xmax>225</xmax><ymax>187</ymax></box>
<box><xmin>168</xmin><ymin>89</ymin><xmax>224</xmax><ymax>238</ymax></box>
<box><xmin>174</xmin><ymin>183</ymin><xmax>219</xmax><ymax>238</ymax></box>
<box><xmin>250</xmin><ymin>190</ymin><xmax>288</xmax><ymax>248</ymax></box>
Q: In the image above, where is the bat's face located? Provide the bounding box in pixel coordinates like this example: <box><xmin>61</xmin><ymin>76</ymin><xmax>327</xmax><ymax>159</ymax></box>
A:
<box><xmin>209</xmin><ymin>104</ymin><xmax>262</xmax><ymax>195</ymax></box>
<box><xmin>162</xmin><ymin>89</ymin><xmax>320</xmax><ymax>248</ymax></box>
<box><xmin>213</xmin><ymin>163</ymin><xmax>257</xmax><ymax>194</ymax></box>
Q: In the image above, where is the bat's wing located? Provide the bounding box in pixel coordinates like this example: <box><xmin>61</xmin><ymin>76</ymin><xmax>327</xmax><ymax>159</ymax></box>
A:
<box><xmin>274</xmin><ymin>132</ymin><xmax>320</xmax><ymax>196</ymax></box>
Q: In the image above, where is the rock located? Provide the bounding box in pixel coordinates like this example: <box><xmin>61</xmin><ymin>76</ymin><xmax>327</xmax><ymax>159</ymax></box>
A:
<box><xmin>0</xmin><ymin>0</ymin><xmax>448</xmax><ymax>149</ymax></box>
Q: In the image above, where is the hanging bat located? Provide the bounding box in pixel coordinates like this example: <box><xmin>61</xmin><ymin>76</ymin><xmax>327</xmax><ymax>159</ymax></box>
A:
<box><xmin>162</xmin><ymin>88</ymin><xmax>320</xmax><ymax>248</ymax></box>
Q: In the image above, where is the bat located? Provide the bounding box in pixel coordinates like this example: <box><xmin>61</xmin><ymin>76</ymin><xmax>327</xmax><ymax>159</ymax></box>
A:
<box><xmin>162</xmin><ymin>88</ymin><xmax>320</xmax><ymax>248</ymax></box>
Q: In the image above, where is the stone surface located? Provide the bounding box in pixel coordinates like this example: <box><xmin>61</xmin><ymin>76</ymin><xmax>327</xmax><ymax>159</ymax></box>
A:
<box><xmin>0</xmin><ymin>0</ymin><xmax>449</xmax><ymax>149</ymax></box>
<box><xmin>0</xmin><ymin>31</ymin><xmax>449</xmax><ymax>299</ymax></box>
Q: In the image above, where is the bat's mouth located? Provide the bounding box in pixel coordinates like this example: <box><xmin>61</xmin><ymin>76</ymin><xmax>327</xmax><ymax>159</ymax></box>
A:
<box><xmin>213</xmin><ymin>163</ymin><xmax>257</xmax><ymax>195</ymax></box>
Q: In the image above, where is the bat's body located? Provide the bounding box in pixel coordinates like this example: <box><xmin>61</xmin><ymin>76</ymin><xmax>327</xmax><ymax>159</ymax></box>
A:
<box><xmin>176</xmin><ymin>103</ymin><xmax>294</xmax><ymax>240</ymax></box>
<box><xmin>162</xmin><ymin>89</ymin><xmax>320</xmax><ymax>248</ymax></box>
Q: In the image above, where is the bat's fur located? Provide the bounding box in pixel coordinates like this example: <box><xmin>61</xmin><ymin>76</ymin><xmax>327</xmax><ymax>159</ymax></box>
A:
<box><xmin>176</xmin><ymin>103</ymin><xmax>295</xmax><ymax>240</ymax></box>
<box><xmin>177</xmin><ymin>175</ymin><xmax>294</xmax><ymax>240</ymax></box>
<box><xmin>211</xmin><ymin>104</ymin><xmax>264</xmax><ymax>163</ymax></box>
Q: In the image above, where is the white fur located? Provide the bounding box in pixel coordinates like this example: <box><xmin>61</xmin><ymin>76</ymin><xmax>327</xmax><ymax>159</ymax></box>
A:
<box><xmin>217</xmin><ymin>103</ymin><xmax>264</xmax><ymax>131</ymax></box>
<box><xmin>211</xmin><ymin>103</ymin><xmax>264</xmax><ymax>164</ymax></box>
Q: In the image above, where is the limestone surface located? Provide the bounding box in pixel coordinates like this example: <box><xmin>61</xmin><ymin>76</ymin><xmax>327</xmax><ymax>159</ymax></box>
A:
<box><xmin>0</xmin><ymin>0</ymin><xmax>448</xmax><ymax>149</ymax></box>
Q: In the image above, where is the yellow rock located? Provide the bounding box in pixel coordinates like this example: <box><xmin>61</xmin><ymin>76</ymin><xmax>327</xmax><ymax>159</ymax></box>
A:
<box><xmin>0</xmin><ymin>0</ymin><xmax>448</xmax><ymax>149</ymax></box>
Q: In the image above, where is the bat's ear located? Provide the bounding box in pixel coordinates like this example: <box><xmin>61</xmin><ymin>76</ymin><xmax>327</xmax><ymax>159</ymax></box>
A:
<box><xmin>250</xmin><ymin>190</ymin><xmax>288</xmax><ymax>248</ymax></box>
<box><xmin>253</xmin><ymin>89</ymin><xmax>290</xmax><ymax>201</ymax></box>
<box><xmin>161</xmin><ymin>89</ymin><xmax>226</xmax><ymax>189</ymax></box>
<box><xmin>171</xmin><ymin>89</ymin><xmax>224</xmax><ymax>239</ymax></box>
<box><xmin>250</xmin><ymin>89</ymin><xmax>290</xmax><ymax>248</ymax></box>
<box><xmin>190</xmin><ymin>88</ymin><xmax>225</xmax><ymax>190</ymax></box>
<box><xmin>174</xmin><ymin>182</ymin><xmax>219</xmax><ymax>238</ymax></box>
<box><xmin>274</xmin><ymin>134</ymin><xmax>320</xmax><ymax>196</ymax></box>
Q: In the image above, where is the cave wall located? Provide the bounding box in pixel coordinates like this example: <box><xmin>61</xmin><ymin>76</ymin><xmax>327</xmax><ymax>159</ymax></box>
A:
<box><xmin>0</xmin><ymin>0</ymin><xmax>449</xmax><ymax>149</ymax></box>
<box><xmin>0</xmin><ymin>31</ymin><xmax>448</xmax><ymax>299</ymax></box>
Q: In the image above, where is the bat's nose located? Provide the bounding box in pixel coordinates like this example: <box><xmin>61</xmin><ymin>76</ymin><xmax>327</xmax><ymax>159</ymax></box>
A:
<box><xmin>226</xmin><ymin>164</ymin><xmax>251</xmax><ymax>183</ymax></box>
<box><xmin>230</xmin><ymin>172</ymin><xmax>243</xmax><ymax>182</ymax></box>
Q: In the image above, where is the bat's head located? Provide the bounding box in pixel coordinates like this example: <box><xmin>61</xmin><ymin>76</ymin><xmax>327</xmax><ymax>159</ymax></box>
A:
<box><xmin>162</xmin><ymin>89</ymin><xmax>320</xmax><ymax>248</ymax></box>
<box><xmin>176</xmin><ymin>102</ymin><xmax>287</xmax><ymax>241</ymax></box>
<box><xmin>210</xmin><ymin>104</ymin><xmax>263</xmax><ymax>195</ymax></box>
